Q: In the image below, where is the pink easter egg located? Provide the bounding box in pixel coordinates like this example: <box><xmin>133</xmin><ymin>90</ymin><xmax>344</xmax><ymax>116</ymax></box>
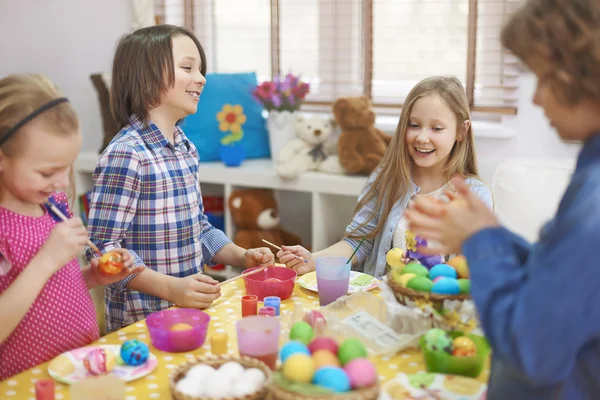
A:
<box><xmin>433</xmin><ymin>276</ymin><xmax>445</xmax><ymax>283</ymax></box>
<box><xmin>303</xmin><ymin>310</ymin><xmax>326</xmax><ymax>329</ymax></box>
<box><xmin>344</xmin><ymin>358</ymin><xmax>378</xmax><ymax>389</ymax></box>
<box><xmin>308</xmin><ymin>336</ymin><xmax>339</xmax><ymax>355</ymax></box>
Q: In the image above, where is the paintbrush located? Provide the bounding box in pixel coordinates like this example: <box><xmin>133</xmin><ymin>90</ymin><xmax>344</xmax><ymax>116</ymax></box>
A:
<box><xmin>44</xmin><ymin>201</ymin><xmax>103</xmax><ymax>257</ymax></box>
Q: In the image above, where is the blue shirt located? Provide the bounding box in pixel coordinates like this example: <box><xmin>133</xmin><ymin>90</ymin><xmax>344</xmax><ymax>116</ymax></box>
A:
<box><xmin>86</xmin><ymin>115</ymin><xmax>231</xmax><ymax>332</ymax></box>
<box><xmin>344</xmin><ymin>171</ymin><xmax>493</xmax><ymax>278</ymax></box>
<box><xmin>464</xmin><ymin>133</ymin><xmax>600</xmax><ymax>399</ymax></box>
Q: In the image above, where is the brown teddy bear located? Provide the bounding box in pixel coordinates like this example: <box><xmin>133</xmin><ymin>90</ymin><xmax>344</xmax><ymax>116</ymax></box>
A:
<box><xmin>228</xmin><ymin>189</ymin><xmax>303</xmax><ymax>256</ymax></box>
<box><xmin>333</xmin><ymin>96</ymin><xmax>392</xmax><ymax>175</ymax></box>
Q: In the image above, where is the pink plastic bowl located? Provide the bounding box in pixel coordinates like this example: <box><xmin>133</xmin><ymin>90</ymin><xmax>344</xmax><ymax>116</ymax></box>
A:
<box><xmin>146</xmin><ymin>308</ymin><xmax>210</xmax><ymax>353</ymax></box>
<box><xmin>244</xmin><ymin>266</ymin><xmax>297</xmax><ymax>301</ymax></box>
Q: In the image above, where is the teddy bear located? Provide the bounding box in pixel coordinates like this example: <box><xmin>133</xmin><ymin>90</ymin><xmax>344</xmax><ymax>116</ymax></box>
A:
<box><xmin>228</xmin><ymin>189</ymin><xmax>304</xmax><ymax>255</ymax></box>
<box><xmin>333</xmin><ymin>96</ymin><xmax>392</xmax><ymax>175</ymax></box>
<box><xmin>275</xmin><ymin>115</ymin><xmax>344</xmax><ymax>180</ymax></box>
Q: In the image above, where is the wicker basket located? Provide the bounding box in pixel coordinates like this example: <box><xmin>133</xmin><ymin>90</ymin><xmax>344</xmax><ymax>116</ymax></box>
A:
<box><xmin>268</xmin><ymin>379</ymin><xmax>380</xmax><ymax>400</ymax></box>
<box><xmin>387</xmin><ymin>272</ymin><xmax>470</xmax><ymax>312</ymax></box>
<box><xmin>169</xmin><ymin>354</ymin><xmax>273</xmax><ymax>400</ymax></box>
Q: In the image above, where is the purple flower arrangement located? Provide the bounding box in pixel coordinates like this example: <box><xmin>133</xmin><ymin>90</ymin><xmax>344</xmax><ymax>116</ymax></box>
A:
<box><xmin>252</xmin><ymin>73</ymin><xmax>310</xmax><ymax>112</ymax></box>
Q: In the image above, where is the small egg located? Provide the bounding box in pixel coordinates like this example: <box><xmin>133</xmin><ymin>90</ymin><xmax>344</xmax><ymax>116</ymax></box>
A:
<box><xmin>423</xmin><ymin>328</ymin><xmax>453</xmax><ymax>353</ymax></box>
<box><xmin>242</xmin><ymin>368</ymin><xmax>266</xmax><ymax>385</ymax></box>
<box><xmin>406</xmin><ymin>276</ymin><xmax>434</xmax><ymax>292</ymax></box>
<box><xmin>312</xmin><ymin>349</ymin><xmax>340</xmax><ymax>369</ymax></box>
<box><xmin>429</xmin><ymin>264</ymin><xmax>457</xmax><ymax>280</ymax></box>
<box><xmin>458</xmin><ymin>278</ymin><xmax>471</xmax><ymax>294</ymax></box>
<box><xmin>289</xmin><ymin>321</ymin><xmax>315</xmax><ymax>345</ymax></box>
<box><xmin>218</xmin><ymin>361</ymin><xmax>245</xmax><ymax>381</ymax></box>
<box><xmin>303</xmin><ymin>310</ymin><xmax>326</xmax><ymax>329</ymax></box>
<box><xmin>313</xmin><ymin>367</ymin><xmax>351</xmax><ymax>393</ymax></box>
<box><xmin>338</xmin><ymin>338</ymin><xmax>368</xmax><ymax>366</ymax></box>
<box><xmin>431</xmin><ymin>277</ymin><xmax>460</xmax><ymax>295</ymax></box>
<box><xmin>176</xmin><ymin>377</ymin><xmax>203</xmax><ymax>397</ymax></box>
<box><xmin>170</xmin><ymin>323</ymin><xmax>193</xmax><ymax>331</ymax></box>
<box><xmin>344</xmin><ymin>358</ymin><xmax>378</xmax><ymax>388</ymax></box>
<box><xmin>231</xmin><ymin>368</ymin><xmax>266</xmax><ymax>396</ymax></box>
<box><xmin>307</xmin><ymin>336</ymin><xmax>339</xmax><ymax>355</ymax></box>
<box><xmin>186</xmin><ymin>364</ymin><xmax>216</xmax><ymax>384</ymax></box>
<box><xmin>203</xmin><ymin>372</ymin><xmax>232</xmax><ymax>398</ymax></box>
<box><xmin>401</xmin><ymin>263</ymin><xmax>429</xmax><ymax>277</ymax></box>
<box><xmin>280</xmin><ymin>341</ymin><xmax>310</xmax><ymax>362</ymax></box>
<box><xmin>282</xmin><ymin>353</ymin><xmax>315</xmax><ymax>383</ymax></box>
<box><xmin>398</xmin><ymin>272</ymin><xmax>416</xmax><ymax>287</ymax></box>
<box><xmin>452</xmin><ymin>336</ymin><xmax>477</xmax><ymax>353</ymax></box>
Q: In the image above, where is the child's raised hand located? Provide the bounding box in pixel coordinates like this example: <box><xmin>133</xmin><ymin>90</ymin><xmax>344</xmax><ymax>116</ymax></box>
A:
<box><xmin>41</xmin><ymin>218</ymin><xmax>89</xmax><ymax>273</ymax></box>
<box><xmin>168</xmin><ymin>273</ymin><xmax>221</xmax><ymax>309</ymax></box>
<box><xmin>89</xmin><ymin>249</ymin><xmax>145</xmax><ymax>286</ymax></box>
<box><xmin>277</xmin><ymin>245</ymin><xmax>315</xmax><ymax>275</ymax></box>
<box><xmin>244</xmin><ymin>247</ymin><xmax>274</xmax><ymax>269</ymax></box>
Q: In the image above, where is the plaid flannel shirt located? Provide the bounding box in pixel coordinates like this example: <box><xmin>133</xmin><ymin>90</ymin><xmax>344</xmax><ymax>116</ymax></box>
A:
<box><xmin>86</xmin><ymin>115</ymin><xmax>231</xmax><ymax>332</ymax></box>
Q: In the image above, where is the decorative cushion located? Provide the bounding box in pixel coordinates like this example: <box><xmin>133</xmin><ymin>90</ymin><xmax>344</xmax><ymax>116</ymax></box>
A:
<box><xmin>492</xmin><ymin>158</ymin><xmax>576</xmax><ymax>242</ymax></box>
<box><xmin>181</xmin><ymin>72</ymin><xmax>271</xmax><ymax>162</ymax></box>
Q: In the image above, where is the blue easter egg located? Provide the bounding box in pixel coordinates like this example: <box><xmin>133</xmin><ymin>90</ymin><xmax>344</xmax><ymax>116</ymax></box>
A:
<box><xmin>120</xmin><ymin>339</ymin><xmax>149</xmax><ymax>366</ymax></box>
<box><xmin>280</xmin><ymin>341</ymin><xmax>310</xmax><ymax>362</ymax></box>
<box><xmin>313</xmin><ymin>367</ymin><xmax>351</xmax><ymax>393</ymax></box>
<box><xmin>429</xmin><ymin>264</ymin><xmax>457</xmax><ymax>280</ymax></box>
<box><xmin>431</xmin><ymin>277</ymin><xmax>461</xmax><ymax>295</ymax></box>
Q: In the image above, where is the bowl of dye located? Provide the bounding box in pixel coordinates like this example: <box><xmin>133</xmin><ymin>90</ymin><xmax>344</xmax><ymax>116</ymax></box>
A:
<box><xmin>244</xmin><ymin>266</ymin><xmax>297</xmax><ymax>301</ymax></box>
<box><xmin>146</xmin><ymin>308</ymin><xmax>210</xmax><ymax>353</ymax></box>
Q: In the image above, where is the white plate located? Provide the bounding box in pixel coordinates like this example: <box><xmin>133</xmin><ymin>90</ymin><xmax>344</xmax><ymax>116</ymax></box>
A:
<box><xmin>297</xmin><ymin>271</ymin><xmax>379</xmax><ymax>293</ymax></box>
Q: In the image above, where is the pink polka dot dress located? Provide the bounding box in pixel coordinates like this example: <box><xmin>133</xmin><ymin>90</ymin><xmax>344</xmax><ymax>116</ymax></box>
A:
<box><xmin>0</xmin><ymin>193</ymin><xmax>99</xmax><ymax>380</ymax></box>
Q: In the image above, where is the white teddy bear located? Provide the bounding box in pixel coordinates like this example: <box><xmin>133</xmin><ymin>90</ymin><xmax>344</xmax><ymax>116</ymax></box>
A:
<box><xmin>276</xmin><ymin>115</ymin><xmax>344</xmax><ymax>180</ymax></box>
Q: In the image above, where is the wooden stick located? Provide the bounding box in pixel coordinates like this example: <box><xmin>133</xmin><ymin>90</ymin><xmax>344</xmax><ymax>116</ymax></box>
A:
<box><xmin>216</xmin><ymin>265</ymin><xmax>269</xmax><ymax>287</ymax></box>
<box><xmin>261</xmin><ymin>239</ymin><xmax>308</xmax><ymax>263</ymax></box>
<box><xmin>44</xmin><ymin>201</ymin><xmax>103</xmax><ymax>257</ymax></box>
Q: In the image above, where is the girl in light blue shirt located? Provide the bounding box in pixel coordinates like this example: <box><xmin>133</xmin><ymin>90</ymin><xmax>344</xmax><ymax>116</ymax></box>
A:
<box><xmin>278</xmin><ymin>76</ymin><xmax>492</xmax><ymax>278</ymax></box>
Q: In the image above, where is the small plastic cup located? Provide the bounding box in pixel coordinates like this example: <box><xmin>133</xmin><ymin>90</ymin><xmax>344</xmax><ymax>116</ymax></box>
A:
<box><xmin>241</xmin><ymin>295</ymin><xmax>258</xmax><ymax>317</ymax></box>
<box><xmin>263</xmin><ymin>296</ymin><xmax>281</xmax><ymax>316</ymax></box>
<box><xmin>315</xmin><ymin>256</ymin><xmax>351</xmax><ymax>306</ymax></box>
<box><xmin>236</xmin><ymin>315</ymin><xmax>280</xmax><ymax>370</ymax></box>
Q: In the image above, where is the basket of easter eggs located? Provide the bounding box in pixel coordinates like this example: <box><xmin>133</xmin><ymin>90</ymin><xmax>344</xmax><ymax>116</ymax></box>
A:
<box><xmin>268</xmin><ymin>320</ymin><xmax>380</xmax><ymax>400</ymax></box>
<box><xmin>385</xmin><ymin>246</ymin><xmax>471</xmax><ymax>312</ymax></box>
<box><xmin>420</xmin><ymin>328</ymin><xmax>490</xmax><ymax>378</ymax></box>
<box><xmin>169</xmin><ymin>354</ymin><xmax>273</xmax><ymax>400</ymax></box>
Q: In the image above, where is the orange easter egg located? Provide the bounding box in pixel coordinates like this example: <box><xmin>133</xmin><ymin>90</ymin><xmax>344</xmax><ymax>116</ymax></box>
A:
<box><xmin>170</xmin><ymin>323</ymin><xmax>193</xmax><ymax>331</ymax></box>
<box><xmin>98</xmin><ymin>251</ymin><xmax>124</xmax><ymax>276</ymax></box>
<box><xmin>311</xmin><ymin>349</ymin><xmax>340</xmax><ymax>369</ymax></box>
<box><xmin>452</xmin><ymin>336</ymin><xmax>476</xmax><ymax>356</ymax></box>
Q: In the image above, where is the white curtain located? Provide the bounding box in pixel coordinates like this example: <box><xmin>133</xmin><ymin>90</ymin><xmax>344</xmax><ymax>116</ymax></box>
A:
<box><xmin>130</xmin><ymin>0</ymin><xmax>156</xmax><ymax>30</ymax></box>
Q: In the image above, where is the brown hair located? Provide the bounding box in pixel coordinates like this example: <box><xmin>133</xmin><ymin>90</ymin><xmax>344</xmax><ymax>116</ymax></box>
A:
<box><xmin>501</xmin><ymin>0</ymin><xmax>600</xmax><ymax>105</ymax></box>
<box><xmin>347</xmin><ymin>76</ymin><xmax>479</xmax><ymax>240</ymax></box>
<box><xmin>0</xmin><ymin>74</ymin><xmax>79</xmax><ymax>203</ymax></box>
<box><xmin>110</xmin><ymin>24</ymin><xmax>207</xmax><ymax>129</ymax></box>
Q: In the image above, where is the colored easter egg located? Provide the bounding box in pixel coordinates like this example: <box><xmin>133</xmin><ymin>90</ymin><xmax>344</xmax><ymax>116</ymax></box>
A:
<box><xmin>423</xmin><ymin>328</ymin><xmax>453</xmax><ymax>354</ymax></box>
<box><xmin>303</xmin><ymin>310</ymin><xmax>326</xmax><ymax>329</ymax></box>
<box><xmin>429</xmin><ymin>264</ymin><xmax>457</xmax><ymax>280</ymax></box>
<box><xmin>120</xmin><ymin>339</ymin><xmax>149</xmax><ymax>366</ymax></box>
<box><xmin>98</xmin><ymin>251</ymin><xmax>124</xmax><ymax>276</ymax></box>
<box><xmin>458</xmin><ymin>279</ymin><xmax>471</xmax><ymax>294</ymax></box>
<box><xmin>84</xmin><ymin>348</ymin><xmax>116</xmax><ymax>375</ymax></box>
<box><xmin>452</xmin><ymin>348</ymin><xmax>477</xmax><ymax>357</ymax></box>
<box><xmin>386</xmin><ymin>248</ymin><xmax>406</xmax><ymax>270</ymax></box>
<box><xmin>282</xmin><ymin>353</ymin><xmax>315</xmax><ymax>383</ymax></box>
<box><xmin>431</xmin><ymin>277</ymin><xmax>460</xmax><ymax>295</ymax></box>
<box><xmin>406</xmin><ymin>276</ymin><xmax>434</xmax><ymax>292</ymax></box>
<box><xmin>338</xmin><ymin>338</ymin><xmax>367</xmax><ymax>366</ymax></box>
<box><xmin>312</xmin><ymin>349</ymin><xmax>340</xmax><ymax>369</ymax></box>
<box><xmin>308</xmin><ymin>336</ymin><xmax>339</xmax><ymax>355</ymax></box>
<box><xmin>289</xmin><ymin>321</ymin><xmax>315</xmax><ymax>345</ymax></box>
<box><xmin>344</xmin><ymin>358</ymin><xmax>378</xmax><ymax>389</ymax></box>
<box><xmin>401</xmin><ymin>263</ymin><xmax>429</xmax><ymax>277</ymax></box>
<box><xmin>452</xmin><ymin>336</ymin><xmax>477</xmax><ymax>354</ymax></box>
<box><xmin>170</xmin><ymin>323</ymin><xmax>193</xmax><ymax>331</ymax></box>
<box><xmin>313</xmin><ymin>367</ymin><xmax>351</xmax><ymax>393</ymax></box>
<box><xmin>398</xmin><ymin>273</ymin><xmax>416</xmax><ymax>287</ymax></box>
<box><xmin>264</xmin><ymin>278</ymin><xmax>282</xmax><ymax>283</ymax></box>
<box><xmin>280</xmin><ymin>341</ymin><xmax>310</xmax><ymax>363</ymax></box>
<box><xmin>447</xmin><ymin>255</ymin><xmax>470</xmax><ymax>278</ymax></box>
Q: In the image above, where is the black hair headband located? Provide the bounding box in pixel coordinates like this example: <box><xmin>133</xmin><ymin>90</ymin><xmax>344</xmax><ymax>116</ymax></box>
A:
<box><xmin>0</xmin><ymin>97</ymin><xmax>69</xmax><ymax>147</ymax></box>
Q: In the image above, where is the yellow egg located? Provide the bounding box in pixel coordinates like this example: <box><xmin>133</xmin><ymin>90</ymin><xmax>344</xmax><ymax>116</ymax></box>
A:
<box><xmin>399</xmin><ymin>273</ymin><xmax>416</xmax><ymax>287</ymax></box>
<box><xmin>312</xmin><ymin>349</ymin><xmax>340</xmax><ymax>369</ymax></box>
<box><xmin>170</xmin><ymin>323</ymin><xmax>193</xmax><ymax>331</ymax></box>
<box><xmin>452</xmin><ymin>336</ymin><xmax>477</xmax><ymax>353</ymax></box>
<box><xmin>282</xmin><ymin>354</ymin><xmax>315</xmax><ymax>383</ymax></box>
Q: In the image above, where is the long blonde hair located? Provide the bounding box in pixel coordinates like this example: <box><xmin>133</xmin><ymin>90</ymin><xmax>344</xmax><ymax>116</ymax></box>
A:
<box><xmin>0</xmin><ymin>74</ymin><xmax>79</xmax><ymax>204</ymax></box>
<box><xmin>346</xmin><ymin>76</ymin><xmax>479</xmax><ymax>240</ymax></box>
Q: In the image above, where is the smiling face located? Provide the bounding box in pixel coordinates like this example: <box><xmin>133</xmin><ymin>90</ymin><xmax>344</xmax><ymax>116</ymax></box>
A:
<box><xmin>405</xmin><ymin>94</ymin><xmax>466</xmax><ymax>176</ymax></box>
<box><xmin>158</xmin><ymin>34</ymin><xmax>206</xmax><ymax>121</ymax></box>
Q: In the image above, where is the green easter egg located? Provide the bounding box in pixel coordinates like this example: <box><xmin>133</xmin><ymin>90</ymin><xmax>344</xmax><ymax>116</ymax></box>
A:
<box><xmin>401</xmin><ymin>263</ymin><xmax>429</xmax><ymax>277</ymax></box>
<box><xmin>406</xmin><ymin>276</ymin><xmax>434</xmax><ymax>292</ymax></box>
<box><xmin>289</xmin><ymin>321</ymin><xmax>315</xmax><ymax>345</ymax></box>
<box><xmin>338</xmin><ymin>338</ymin><xmax>367</xmax><ymax>366</ymax></box>
<box><xmin>458</xmin><ymin>279</ymin><xmax>471</xmax><ymax>294</ymax></box>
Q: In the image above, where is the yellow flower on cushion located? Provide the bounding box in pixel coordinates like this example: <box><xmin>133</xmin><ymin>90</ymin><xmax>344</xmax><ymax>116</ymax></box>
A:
<box><xmin>217</xmin><ymin>104</ymin><xmax>247</xmax><ymax>133</ymax></box>
<box><xmin>406</xmin><ymin>230</ymin><xmax>417</xmax><ymax>252</ymax></box>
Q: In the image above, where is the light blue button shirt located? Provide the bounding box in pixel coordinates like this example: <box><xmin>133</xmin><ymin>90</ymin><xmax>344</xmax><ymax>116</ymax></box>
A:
<box><xmin>343</xmin><ymin>171</ymin><xmax>493</xmax><ymax>278</ymax></box>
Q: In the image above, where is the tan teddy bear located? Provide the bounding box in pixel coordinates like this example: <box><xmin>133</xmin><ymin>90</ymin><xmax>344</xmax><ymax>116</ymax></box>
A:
<box><xmin>333</xmin><ymin>96</ymin><xmax>391</xmax><ymax>175</ymax></box>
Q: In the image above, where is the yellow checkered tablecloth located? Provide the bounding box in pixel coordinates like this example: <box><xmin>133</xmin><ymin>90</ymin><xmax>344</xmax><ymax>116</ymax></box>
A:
<box><xmin>0</xmin><ymin>280</ymin><xmax>489</xmax><ymax>399</ymax></box>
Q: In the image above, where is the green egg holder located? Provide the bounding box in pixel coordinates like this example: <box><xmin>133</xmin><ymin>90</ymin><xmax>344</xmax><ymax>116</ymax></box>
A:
<box><xmin>419</xmin><ymin>331</ymin><xmax>490</xmax><ymax>378</ymax></box>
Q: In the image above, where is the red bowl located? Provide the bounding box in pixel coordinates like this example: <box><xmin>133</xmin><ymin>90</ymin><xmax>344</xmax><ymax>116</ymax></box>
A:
<box><xmin>244</xmin><ymin>266</ymin><xmax>297</xmax><ymax>301</ymax></box>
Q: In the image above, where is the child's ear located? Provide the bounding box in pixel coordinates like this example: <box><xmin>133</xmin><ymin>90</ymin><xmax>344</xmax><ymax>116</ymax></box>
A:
<box><xmin>458</xmin><ymin>120</ymin><xmax>471</xmax><ymax>141</ymax></box>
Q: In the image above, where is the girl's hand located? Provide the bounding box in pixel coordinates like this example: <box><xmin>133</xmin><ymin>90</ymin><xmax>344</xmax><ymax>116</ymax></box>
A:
<box><xmin>405</xmin><ymin>176</ymin><xmax>499</xmax><ymax>254</ymax></box>
<box><xmin>41</xmin><ymin>218</ymin><xmax>88</xmax><ymax>273</ymax></box>
<box><xmin>168</xmin><ymin>273</ymin><xmax>221</xmax><ymax>309</ymax></box>
<box><xmin>89</xmin><ymin>248</ymin><xmax>145</xmax><ymax>286</ymax></box>
<box><xmin>244</xmin><ymin>247</ymin><xmax>274</xmax><ymax>269</ymax></box>
<box><xmin>277</xmin><ymin>245</ymin><xmax>315</xmax><ymax>275</ymax></box>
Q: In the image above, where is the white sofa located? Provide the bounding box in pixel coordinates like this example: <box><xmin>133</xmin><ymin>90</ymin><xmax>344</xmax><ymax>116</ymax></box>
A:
<box><xmin>491</xmin><ymin>158</ymin><xmax>576</xmax><ymax>243</ymax></box>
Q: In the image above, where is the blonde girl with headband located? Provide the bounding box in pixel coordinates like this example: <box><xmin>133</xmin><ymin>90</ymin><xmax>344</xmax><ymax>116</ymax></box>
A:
<box><xmin>0</xmin><ymin>74</ymin><xmax>142</xmax><ymax>379</ymax></box>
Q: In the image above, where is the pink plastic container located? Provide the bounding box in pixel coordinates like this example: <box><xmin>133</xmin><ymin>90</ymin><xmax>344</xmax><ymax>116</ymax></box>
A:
<box><xmin>146</xmin><ymin>308</ymin><xmax>210</xmax><ymax>353</ymax></box>
<box><xmin>243</xmin><ymin>266</ymin><xmax>297</xmax><ymax>301</ymax></box>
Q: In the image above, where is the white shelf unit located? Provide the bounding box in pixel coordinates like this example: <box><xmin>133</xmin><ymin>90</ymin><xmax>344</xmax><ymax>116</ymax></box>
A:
<box><xmin>74</xmin><ymin>152</ymin><xmax>368</xmax><ymax>280</ymax></box>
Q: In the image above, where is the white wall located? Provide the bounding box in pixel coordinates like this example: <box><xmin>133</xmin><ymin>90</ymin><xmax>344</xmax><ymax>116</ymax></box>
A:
<box><xmin>0</xmin><ymin>0</ymin><xmax>132</xmax><ymax>152</ymax></box>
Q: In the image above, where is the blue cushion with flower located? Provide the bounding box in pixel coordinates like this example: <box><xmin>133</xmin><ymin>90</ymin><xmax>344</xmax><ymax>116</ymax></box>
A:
<box><xmin>181</xmin><ymin>72</ymin><xmax>271</xmax><ymax>162</ymax></box>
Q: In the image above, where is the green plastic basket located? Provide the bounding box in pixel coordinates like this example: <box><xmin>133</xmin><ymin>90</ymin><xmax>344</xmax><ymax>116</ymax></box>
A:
<box><xmin>419</xmin><ymin>330</ymin><xmax>490</xmax><ymax>378</ymax></box>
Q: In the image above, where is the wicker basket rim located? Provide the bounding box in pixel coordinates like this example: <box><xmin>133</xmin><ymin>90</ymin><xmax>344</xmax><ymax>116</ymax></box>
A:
<box><xmin>387</xmin><ymin>272</ymin><xmax>471</xmax><ymax>301</ymax></box>
<box><xmin>269</xmin><ymin>378</ymin><xmax>380</xmax><ymax>400</ymax></box>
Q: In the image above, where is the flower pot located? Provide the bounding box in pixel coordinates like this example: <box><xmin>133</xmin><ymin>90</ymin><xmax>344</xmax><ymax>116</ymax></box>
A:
<box><xmin>220</xmin><ymin>142</ymin><xmax>245</xmax><ymax>167</ymax></box>
<box><xmin>267</xmin><ymin>110</ymin><xmax>297</xmax><ymax>163</ymax></box>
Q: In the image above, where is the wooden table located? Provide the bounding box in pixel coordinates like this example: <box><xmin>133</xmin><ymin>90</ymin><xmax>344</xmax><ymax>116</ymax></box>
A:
<box><xmin>0</xmin><ymin>280</ymin><xmax>489</xmax><ymax>399</ymax></box>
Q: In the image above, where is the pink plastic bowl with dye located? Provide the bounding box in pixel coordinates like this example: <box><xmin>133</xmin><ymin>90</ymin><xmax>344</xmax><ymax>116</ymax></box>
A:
<box><xmin>146</xmin><ymin>308</ymin><xmax>210</xmax><ymax>353</ymax></box>
<box><xmin>243</xmin><ymin>266</ymin><xmax>297</xmax><ymax>301</ymax></box>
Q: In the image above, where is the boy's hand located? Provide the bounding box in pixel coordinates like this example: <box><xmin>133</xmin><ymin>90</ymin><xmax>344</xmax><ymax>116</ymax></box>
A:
<box><xmin>244</xmin><ymin>247</ymin><xmax>274</xmax><ymax>269</ymax></box>
<box><xmin>168</xmin><ymin>273</ymin><xmax>221</xmax><ymax>309</ymax></box>
<box><xmin>277</xmin><ymin>245</ymin><xmax>315</xmax><ymax>275</ymax></box>
<box><xmin>89</xmin><ymin>248</ymin><xmax>144</xmax><ymax>286</ymax></box>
